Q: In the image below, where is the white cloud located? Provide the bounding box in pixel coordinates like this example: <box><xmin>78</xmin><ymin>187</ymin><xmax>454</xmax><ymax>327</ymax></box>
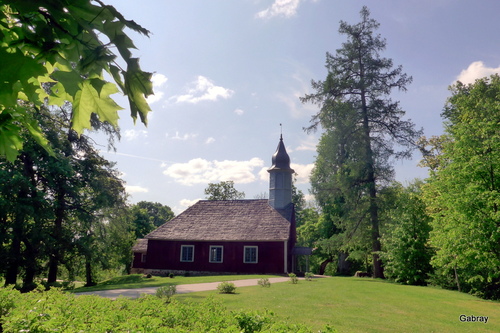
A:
<box><xmin>295</xmin><ymin>136</ymin><xmax>317</xmax><ymax>152</ymax></box>
<box><xmin>291</xmin><ymin>163</ymin><xmax>314</xmax><ymax>184</ymax></box>
<box><xmin>125</xmin><ymin>185</ymin><xmax>149</xmax><ymax>194</ymax></box>
<box><xmin>163</xmin><ymin>157</ymin><xmax>264</xmax><ymax>186</ymax></box>
<box><xmin>205</xmin><ymin>137</ymin><xmax>216</xmax><ymax>144</ymax></box>
<box><xmin>256</xmin><ymin>0</ymin><xmax>301</xmax><ymax>19</ymax></box>
<box><xmin>455</xmin><ymin>61</ymin><xmax>500</xmax><ymax>85</ymax></box>
<box><xmin>180</xmin><ymin>198</ymin><xmax>200</xmax><ymax>208</ymax></box>
<box><xmin>258</xmin><ymin>162</ymin><xmax>313</xmax><ymax>184</ymax></box>
<box><xmin>234</xmin><ymin>108</ymin><xmax>245</xmax><ymax>116</ymax></box>
<box><xmin>123</xmin><ymin>129</ymin><xmax>148</xmax><ymax>141</ymax></box>
<box><xmin>147</xmin><ymin>73</ymin><xmax>168</xmax><ymax>104</ymax></box>
<box><xmin>166</xmin><ymin>131</ymin><xmax>198</xmax><ymax>141</ymax></box>
<box><xmin>173</xmin><ymin>76</ymin><xmax>234</xmax><ymax>104</ymax></box>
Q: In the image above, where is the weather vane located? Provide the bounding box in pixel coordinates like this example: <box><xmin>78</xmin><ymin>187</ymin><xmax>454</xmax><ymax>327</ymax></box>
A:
<box><xmin>280</xmin><ymin>123</ymin><xmax>282</xmax><ymax>137</ymax></box>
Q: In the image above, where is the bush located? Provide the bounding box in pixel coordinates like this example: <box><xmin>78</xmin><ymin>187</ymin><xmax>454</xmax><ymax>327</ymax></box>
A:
<box><xmin>234</xmin><ymin>310</ymin><xmax>272</xmax><ymax>333</ymax></box>
<box><xmin>155</xmin><ymin>285</ymin><xmax>176</xmax><ymax>303</ymax></box>
<box><xmin>289</xmin><ymin>273</ymin><xmax>299</xmax><ymax>284</ymax></box>
<box><xmin>217</xmin><ymin>281</ymin><xmax>236</xmax><ymax>294</ymax></box>
<box><xmin>0</xmin><ymin>287</ymin><xmax>326</xmax><ymax>332</ymax></box>
<box><xmin>169</xmin><ymin>273</ymin><xmax>175</xmax><ymax>278</ymax></box>
<box><xmin>305</xmin><ymin>272</ymin><xmax>314</xmax><ymax>281</ymax></box>
<box><xmin>258</xmin><ymin>278</ymin><xmax>271</xmax><ymax>288</ymax></box>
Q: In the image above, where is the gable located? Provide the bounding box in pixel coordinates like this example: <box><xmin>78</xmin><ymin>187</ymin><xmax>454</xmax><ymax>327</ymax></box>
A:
<box><xmin>145</xmin><ymin>199</ymin><xmax>291</xmax><ymax>242</ymax></box>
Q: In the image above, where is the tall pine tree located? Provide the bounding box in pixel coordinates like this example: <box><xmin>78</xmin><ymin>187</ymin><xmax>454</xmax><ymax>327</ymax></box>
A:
<box><xmin>302</xmin><ymin>7</ymin><xmax>421</xmax><ymax>278</ymax></box>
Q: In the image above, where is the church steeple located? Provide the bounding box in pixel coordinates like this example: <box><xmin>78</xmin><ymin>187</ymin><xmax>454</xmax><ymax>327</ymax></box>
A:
<box><xmin>268</xmin><ymin>135</ymin><xmax>294</xmax><ymax>210</ymax></box>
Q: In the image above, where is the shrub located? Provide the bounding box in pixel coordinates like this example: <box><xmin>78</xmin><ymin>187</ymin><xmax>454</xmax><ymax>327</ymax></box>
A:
<box><xmin>305</xmin><ymin>272</ymin><xmax>314</xmax><ymax>281</ymax></box>
<box><xmin>155</xmin><ymin>285</ymin><xmax>176</xmax><ymax>303</ymax></box>
<box><xmin>258</xmin><ymin>278</ymin><xmax>271</xmax><ymax>288</ymax></box>
<box><xmin>217</xmin><ymin>281</ymin><xmax>236</xmax><ymax>294</ymax></box>
<box><xmin>234</xmin><ymin>310</ymin><xmax>272</xmax><ymax>333</ymax></box>
<box><xmin>289</xmin><ymin>273</ymin><xmax>299</xmax><ymax>284</ymax></box>
<box><xmin>145</xmin><ymin>273</ymin><xmax>152</xmax><ymax>278</ymax></box>
<box><xmin>168</xmin><ymin>273</ymin><xmax>175</xmax><ymax>278</ymax></box>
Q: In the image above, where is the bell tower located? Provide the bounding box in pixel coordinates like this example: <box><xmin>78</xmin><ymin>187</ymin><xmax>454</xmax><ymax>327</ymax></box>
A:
<box><xmin>268</xmin><ymin>134</ymin><xmax>294</xmax><ymax>210</ymax></box>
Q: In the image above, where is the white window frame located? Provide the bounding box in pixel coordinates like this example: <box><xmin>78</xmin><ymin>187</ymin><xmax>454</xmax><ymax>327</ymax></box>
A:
<box><xmin>209</xmin><ymin>246</ymin><xmax>223</xmax><ymax>263</ymax></box>
<box><xmin>244</xmin><ymin>246</ymin><xmax>258</xmax><ymax>264</ymax></box>
<box><xmin>180</xmin><ymin>245</ymin><xmax>194</xmax><ymax>262</ymax></box>
<box><xmin>141</xmin><ymin>254</ymin><xmax>147</xmax><ymax>263</ymax></box>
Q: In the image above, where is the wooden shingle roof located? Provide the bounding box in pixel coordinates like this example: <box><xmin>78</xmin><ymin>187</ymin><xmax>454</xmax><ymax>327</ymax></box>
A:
<box><xmin>132</xmin><ymin>238</ymin><xmax>148</xmax><ymax>253</ymax></box>
<box><xmin>145</xmin><ymin>199</ymin><xmax>291</xmax><ymax>242</ymax></box>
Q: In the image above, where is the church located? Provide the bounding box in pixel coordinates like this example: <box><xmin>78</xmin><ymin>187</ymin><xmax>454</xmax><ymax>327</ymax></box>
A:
<box><xmin>131</xmin><ymin>135</ymin><xmax>303</xmax><ymax>275</ymax></box>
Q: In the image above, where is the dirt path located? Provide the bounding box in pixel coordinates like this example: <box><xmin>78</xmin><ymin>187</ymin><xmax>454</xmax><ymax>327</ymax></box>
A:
<box><xmin>75</xmin><ymin>277</ymin><xmax>293</xmax><ymax>299</ymax></box>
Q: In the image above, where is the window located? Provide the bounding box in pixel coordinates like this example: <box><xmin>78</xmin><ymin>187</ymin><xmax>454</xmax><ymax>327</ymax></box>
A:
<box><xmin>141</xmin><ymin>254</ymin><xmax>147</xmax><ymax>263</ymax></box>
<box><xmin>180</xmin><ymin>245</ymin><xmax>194</xmax><ymax>262</ymax></box>
<box><xmin>244</xmin><ymin>246</ymin><xmax>258</xmax><ymax>263</ymax></box>
<box><xmin>209</xmin><ymin>246</ymin><xmax>223</xmax><ymax>263</ymax></box>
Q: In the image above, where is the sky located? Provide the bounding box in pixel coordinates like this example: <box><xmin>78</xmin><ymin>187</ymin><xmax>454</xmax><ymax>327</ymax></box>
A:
<box><xmin>94</xmin><ymin>0</ymin><xmax>500</xmax><ymax>214</ymax></box>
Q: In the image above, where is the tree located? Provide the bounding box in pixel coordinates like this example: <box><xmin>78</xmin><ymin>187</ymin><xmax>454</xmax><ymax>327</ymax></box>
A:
<box><xmin>301</xmin><ymin>6</ymin><xmax>422</xmax><ymax>278</ymax></box>
<box><xmin>0</xmin><ymin>106</ymin><xmax>132</xmax><ymax>289</ymax></box>
<box><xmin>0</xmin><ymin>1</ymin><xmax>153</xmax><ymax>161</ymax></box>
<box><xmin>423</xmin><ymin>75</ymin><xmax>500</xmax><ymax>299</ymax></box>
<box><xmin>380</xmin><ymin>181</ymin><xmax>433</xmax><ymax>286</ymax></box>
<box><xmin>204</xmin><ymin>181</ymin><xmax>245</xmax><ymax>200</ymax></box>
<box><xmin>130</xmin><ymin>201</ymin><xmax>175</xmax><ymax>239</ymax></box>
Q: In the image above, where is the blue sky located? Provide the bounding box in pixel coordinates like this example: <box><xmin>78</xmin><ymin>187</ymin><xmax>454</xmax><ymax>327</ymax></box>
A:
<box><xmin>95</xmin><ymin>0</ymin><xmax>500</xmax><ymax>214</ymax></box>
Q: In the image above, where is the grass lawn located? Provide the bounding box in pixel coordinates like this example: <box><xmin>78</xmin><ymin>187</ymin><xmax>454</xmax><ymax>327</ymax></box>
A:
<box><xmin>71</xmin><ymin>273</ymin><xmax>282</xmax><ymax>292</ymax></box>
<box><xmin>174</xmin><ymin>276</ymin><xmax>500</xmax><ymax>333</ymax></box>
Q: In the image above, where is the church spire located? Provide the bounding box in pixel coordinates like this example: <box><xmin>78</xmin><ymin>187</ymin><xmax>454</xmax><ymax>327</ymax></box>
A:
<box><xmin>268</xmin><ymin>135</ymin><xmax>294</xmax><ymax>210</ymax></box>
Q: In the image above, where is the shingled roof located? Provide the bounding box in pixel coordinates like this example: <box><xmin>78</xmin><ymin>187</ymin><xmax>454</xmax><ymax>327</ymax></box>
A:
<box><xmin>145</xmin><ymin>199</ymin><xmax>291</xmax><ymax>242</ymax></box>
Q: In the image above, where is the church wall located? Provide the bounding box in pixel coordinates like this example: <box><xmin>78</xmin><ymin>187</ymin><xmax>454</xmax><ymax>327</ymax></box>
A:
<box><xmin>145</xmin><ymin>239</ymin><xmax>288</xmax><ymax>275</ymax></box>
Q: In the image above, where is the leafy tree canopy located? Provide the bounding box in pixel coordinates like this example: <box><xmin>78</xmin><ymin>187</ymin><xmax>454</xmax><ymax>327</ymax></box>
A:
<box><xmin>0</xmin><ymin>0</ymin><xmax>153</xmax><ymax>161</ymax></box>
<box><xmin>204</xmin><ymin>181</ymin><xmax>245</xmax><ymax>201</ymax></box>
<box><xmin>423</xmin><ymin>75</ymin><xmax>500</xmax><ymax>299</ymax></box>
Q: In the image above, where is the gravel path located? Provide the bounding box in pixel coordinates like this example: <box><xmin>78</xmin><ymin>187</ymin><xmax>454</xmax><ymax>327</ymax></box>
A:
<box><xmin>75</xmin><ymin>277</ymin><xmax>293</xmax><ymax>299</ymax></box>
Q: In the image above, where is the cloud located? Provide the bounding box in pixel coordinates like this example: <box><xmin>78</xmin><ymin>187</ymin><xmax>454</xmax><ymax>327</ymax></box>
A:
<box><xmin>455</xmin><ymin>61</ymin><xmax>500</xmax><ymax>85</ymax></box>
<box><xmin>147</xmin><ymin>73</ymin><xmax>168</xmax><ymax>104</ymax></box>
<box><xmin>173</xmin><ymin>76</ymin><xmax>234</xmax><ymax>104</ymax></box>
<box><xmin>205</xmin><ymin>137</ymin><xmax>216</xmax><ymax>144</ymax></box>
<box><xmin>166</xmin><ymin>131</ymin><xmax>198</xmax><ymax>141</ymax></box>
<box><xmin>123</xmin><ymin>129</ymin><xmax>148</xmax><ymax>141</ymax></box>
<box><xmin>234</xmin><ymin>108</ymin><xmax>245</xmax><ymax>116</ymax></box>
<box><xmin>125</xmin><ymin>185</ymin><xmax>149</xmax><ymax>194</ymax></box>
<box><xmin>295</xmin><ymin>136</ymin><xmax>317</xmax><ymax>152</ymax></box>
<box><xmin>163</xmin><ymin>157</ymin><xmax>264</xmax><ymax>186</ymax></box>
<box><xmin>256</xmin><ymin>0</ymin><xmax>301</xmax><ymax>19</ymax></box>
<box><xmin>258</xmin><ymin>162</ymin><xmax>314</xmax><ymax>184</ymax></box>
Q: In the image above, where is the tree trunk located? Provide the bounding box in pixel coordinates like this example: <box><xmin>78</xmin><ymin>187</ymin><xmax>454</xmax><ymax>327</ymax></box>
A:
<box><xmin>85</xmin><ymin>256</ymin><xmax>96</xmax><ymax>287</ymax></box>
<box><xmin>337</xmin><ymin>252</ymin><xmax>351</xmax><ymax>275</ymax></box>
<box><xmin>319</xmin><ymin>258</ymin><xmax>334</xmax><ymax>275</ymax></box>
<box><xmin>360</xmin><ymin>78</ymin><xmax>385</xmax><ymax>279</ymax></box>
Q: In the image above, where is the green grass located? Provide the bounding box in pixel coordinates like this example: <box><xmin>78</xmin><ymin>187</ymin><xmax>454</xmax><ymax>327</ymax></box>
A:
<box><xmin>175</xmin><ymin>276</ymin><xmax>500</xmax><ymax>333</ymax></box>
<box><xmin>71</xmin><ymin>274</ymin><xmax>281</xmax><ymax>292</ymax></box>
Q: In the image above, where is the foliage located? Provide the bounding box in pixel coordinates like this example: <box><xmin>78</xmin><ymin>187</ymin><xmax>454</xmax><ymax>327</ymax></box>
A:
<box><xmin>233</xmin><ymin>310</ymin><xmax>272</xmax><ymax>333</ymax></box>
<box><xmin>204</xmin><ymin>181</ymin><xmax>245</xmax><ymax>200</ymax></box>
<box><xmin>0</xmin><ymin>1</ymin><xmax>153</xmax><ymax>161</ymax></box>
<box><xmin>304</xmin><ymin>272</ymin><xmax>314</xmax><ymax>281</ymax></box>
<box><xmin>155</xmin><ymin>285</ymin><xmax>177</xmax><ymax>303</ymax></box>
<box><xmin>217</xmin><ymin>281</ymin><xmax>237</xmax><ymax>294</ymax></box>
<box><xmin>257</xmin><ymin>278</ymin><xmax>271</xmax><ymax>288</ymax></box>
<box><xmin>0</xmin><ymin>286</ymin><xmax>330</xmax><ymax>332</ymax></box>
<box><xmin>423</xmin><ymin>75</ymin><xmax>500</xmax><ymax>299</ymax></box>
<box><xmin>300</xmin><ymin>6</ymin><xmax>421</xmax><ymax>278</ymax></box>
<box><xmin>380</xmin><ymin>181</ymin><xmax>434</xmax><ymax>286</ymax></box>
<box><xmin>129</xmin><ymin>201</ymin><xmax>175</xmax><ymax>238</ymax></box>
<box><xmin>0</xmin><ymin>106</ymin><xmax>133</xmax><ymax>289</ymax></box>
<box><xmin>288</xmin><ymin>273</ymin><xmax>298</xmax><ymax>284</ymax></box>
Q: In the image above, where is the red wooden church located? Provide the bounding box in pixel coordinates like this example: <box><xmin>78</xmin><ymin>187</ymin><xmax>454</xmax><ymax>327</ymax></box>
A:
<box><xmin>131</xmin><ymin>136</ymin><xmax>301</xmax><ymax>275</ymax></box>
